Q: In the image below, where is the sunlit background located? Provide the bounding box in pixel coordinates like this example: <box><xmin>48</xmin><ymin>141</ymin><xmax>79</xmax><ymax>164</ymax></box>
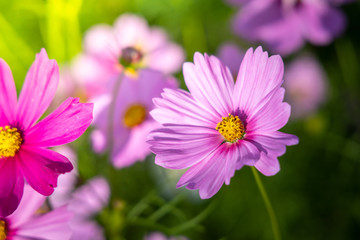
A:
<box><xmin>1</xmin><ymin>0</ymin><xmax>360</xmax><ymax>239</ymax></box>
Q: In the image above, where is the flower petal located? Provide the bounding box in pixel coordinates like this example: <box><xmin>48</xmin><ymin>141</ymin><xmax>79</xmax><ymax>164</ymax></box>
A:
<box><xmin>233</xmin><ymin>46</ymin><xmax>284</xmax><ymax>115</ymax></box>
<box><xmin>0</xmin><ymin>157</ymin><xmax>24</xmax><ymax>217</ymax></box>
<box><xmin>176</xmin><ymin>143</ymin><xmax>238</xmax><ymax>199</ymax></box>
<box><xmin>25</xmin><ymin>98</ymin><xmax>93</xmax><ymax>147</ymax></box>
<box><xmin>16</xmin><ymin>49</ymin><xmax>59</xmax><ymax>130</ymax></box>
<box><xmin>18</xmin><ymin>147</ymin><xmax>73</xmax><ymax>196</ymax></box>
<box><xmin>254</xmin><ymin>153</ymin><xmax>281</xmax><ymax>176</ymax></box>
<box><xmin>0</xmin><ymin>59</ymin><xmax>17</xmax><ymax>125</ymax></box>
<box><xmin>15</xmin><ymin>205</ymin><xmax>73</xmax><ymax>240</ymax></box>
<box><xmin>183</xmin><ymin>53</ymin><xmax>234</xmax><ymax>117</ymax></box>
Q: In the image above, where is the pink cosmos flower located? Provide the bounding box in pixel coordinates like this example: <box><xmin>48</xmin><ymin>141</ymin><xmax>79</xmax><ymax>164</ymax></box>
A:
<box><xmin>0</xmin><ymin>184</ymin><xmax>73</xmax><ymax>240</ymax></box>
<box><xmin>217</xmin><ymin>42</ymin><xmax>244</xmax><ymax>78</ymax></box>
<box><xmin>0</xmin><ymin>49</ymin><xmax>93</xmax><ymax>217</ymax></box>
<box><xmin>49</xmin><ymin>147</ymin><xmax>110</xmax><ymax>240</ymax></box>
<box><xmin>233</xmin><ymin>0</ymin><xmax>346</xmax><ymax>55</ymax></box>
<box><xmin>72</xmin><ymin>13</ymin><xmax>184</xmax><ymax>98</ymax></box>
<box><xmin>148</xmin><ymin>47</ymin><xmax>298</xmax><ymax>199</ymax></box>
<box><xmin>284</xmin><ymin>55</ymin><xmax>327</xmax><ymax>118</ymax></box>
<box><xmin>92</xmin><ymin>69</ymin><xmax>177</xmax><ymax>168</ymax></box>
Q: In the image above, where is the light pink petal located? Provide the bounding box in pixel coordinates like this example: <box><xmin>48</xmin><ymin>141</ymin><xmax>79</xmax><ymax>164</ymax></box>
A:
<box><xmin>68</xmin><ymin>177</ymin><xmax>110</xmax><ymax>219</ymax></box>
<box><xmin>112</xmin><ymin>120</ymin><xmax>155</xmax><ymax>169</ymax></box>
<box><xmin>0</xmin><ymin>59</ymin><xmax>17</xmax><ymax>125</ymax></box>
<box><xmin>254</xmin><ymin>153</ymin><xmax>280</xmax><ymax>176</ymax></box>
<box><xmin>233</xmin><ymin>47</ymin><xmax>284</xmax><ymax>116</ymax></box>
<box><xmin>149</xmin><ymin>124</ymin><xmax>222</xmax><ymax>169</ymax></box>
<box><xmin>151</xmin><ymin>88</ymin><xmax>218</xmax><ymax>127</ymax></box>
<box><xmin>148</xmin><ymin>42</ymin><xmax>185</xmax><ymax>74</ymax></box>
<box><xmin>0</xmin><ymin>157</ymin><xmax>24</xmax><ymax>217</ymax></box>
<box><xmin>177</xmin><ymin>143</ymin><xmax>238</xmax><ymax>199</ymax></box>
<box><xmin>299</xmin><ymin>2</ymin><xmax>346</xmax><ymax>45</ymax></box>
<box><xmin>18</xmin><ymin>147</ymin><xmax>73</xmax><ymax>196</ymax></box>
<box><xmin>15</xmin><ymin>205</ymin><xmax>73</xmax><ymax>240</ymax></box>
<box><xmin>16</xmin><ymin>49</ymin><xmax>59</xmax><ymax>130</ymax></box>
<box><xmin>237</xmin><ymin>140</ymin><xmax>262</xmax><ymax>166</ymax></box>
<box><xmin>183</xmin><ymin>53</ymin><xmax>234</xmax><ymax>117</ymax></box>
<box><xmin>25</xmin><ymin>98</ymin><xmax>93</xmax><ymax>147</ymax></box>
<box><xmin>8</xmin><ymin>184</ymin><xmax>46</xmax><ymax>228</ymax></box>
<box><xmin>83</xmin><ymin>25</ymin><xmax>119</xmax><ymax>63</ymax></box>
<box><xmin>70</xmin><ymin>219</ymin><xmax>105</xmax><ymax>240</ymax></box>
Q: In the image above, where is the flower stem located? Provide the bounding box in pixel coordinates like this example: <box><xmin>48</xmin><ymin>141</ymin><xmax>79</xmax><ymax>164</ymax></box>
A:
<box><xmin>251</xmin><ymin>167</ymin><xmax>281</xmax><ymax>240</ymax></box>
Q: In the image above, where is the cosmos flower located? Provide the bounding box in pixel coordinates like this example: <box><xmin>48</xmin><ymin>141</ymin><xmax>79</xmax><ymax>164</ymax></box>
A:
<box><xmin>217</xmin><ymin>42</ymin><xmax>244</xmax><ymax>77</ymax></box>
<box><xmin>148</xmin><ymin>47</ymin><xmax>298</xmax><ymax>199</ymax></box>
<box><xmin>0</xmin><ymin>49</ymin><xmax>93</xmax><ymax>216</ymax></box>
<box><xmin>72</xmin><ymin>13</ymin><xmax>184</xmax><ymax>98</ymax></box>
<box><xmin>91</xmin><ymin>69</ymin><xmax>177</xmax><ymax>168</ymax></box>
<box><xmin>0</xmin><ymin>184</ymin><xmax>73</xmax><ymax>240</ymax></box>
<box><xmin>49</xmin><ymin>147</ymin><xmax>110</xmax><ymax>240</ymax></box>
<box><xmin>233</xmin><ymin>0</ymin><xmax>346</xmax><ymax>55</ymax></box>
<box><xmin>284</xmin><ymin>55</ymin><xmax>327</xmax><ymax>118</ymax></box>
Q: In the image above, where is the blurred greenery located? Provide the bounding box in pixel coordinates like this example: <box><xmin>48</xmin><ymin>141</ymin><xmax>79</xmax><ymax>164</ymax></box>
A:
<box><xmin>1</xmin><ymin>0</ymin><xmax>360</xmax><ymax>239</ymax></box>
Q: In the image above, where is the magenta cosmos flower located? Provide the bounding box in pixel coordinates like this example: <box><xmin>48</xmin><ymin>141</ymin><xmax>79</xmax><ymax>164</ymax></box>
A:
<box><xmin>284</xmin><ymin>55</ymin><xmax>327</xmax><ymax>118</ymax></box>
<box><xmin>0</xmin><ymin>184</ymin><xmax>73</xmax><ymax>240</ymax></box>
<box><xmin>233</xmin><ymin>0</ymin><xmax>346</xmax><ymax>55</ymax></box>
<box><xmin>72</xmin><ymin>13</ymin><xmax>184</xmax><ymax>98</ymax></box>
<box><xmin>92</xmin><ymin>69</ymin><xmax>177</xmax><ymax>168</ymax></box>
<box><xmin>0</xmin><ymin>49</ymin><xmax>93</xmax><ymax>217</ymax></box>
<box><xmin>148</xmin><ymin>47</ymin><xmax>299</xmax><ymax>199</ymax></box>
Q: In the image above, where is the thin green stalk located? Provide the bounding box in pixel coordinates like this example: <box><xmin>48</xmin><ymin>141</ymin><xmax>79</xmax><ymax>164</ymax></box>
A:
<box><xmin>251</xmin><ymin>167</ymin><xmax>281</xmax><ymax>240</ymax></box>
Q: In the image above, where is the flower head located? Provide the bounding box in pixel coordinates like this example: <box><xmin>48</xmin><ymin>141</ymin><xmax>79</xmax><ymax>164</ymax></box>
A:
<box><xmin>0</xmin><ymin>49</ymin><xmax>93</xmax><ymax>216</ymax></box>
<box><xmin>92</xmin><ymin>69</ymin><xmax>177</xmax><ymax>168</ymax></box>
<box><xmin>233</xmin><ymin>0</ymin><xmax>346</xmax><ymax>55</ymax></box>
<box><xmin>72</xmin><ymin>13</ymin><xmax>184</xmax><ymax>98</ymax></box>
<box><xmin>148</xmin><ymin>47</ymin><xmax>298</xmax><ymax>199</ymax></box>
<box><xmin>0</xmin><ymin>184</ymin><xmax>73</xmax><ymax>240</ymax></box>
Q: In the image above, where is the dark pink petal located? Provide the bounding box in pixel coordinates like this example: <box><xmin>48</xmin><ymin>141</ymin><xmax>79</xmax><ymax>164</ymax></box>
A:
<box><xmin>17</xmin><ymin>147</ymin><xmax>73</xmax><ymax>196</ymax></box>
<box><xmin>8</xmin><ymin>184</ymin><xmax>46</xmax><ymax>228</ymax></box>
<box><xmin>299</xmin><ymin>2</ymin><xmax>346</xmax><ymax>45</ymax></box>
<box><xmin>149</xmin><ymin>124</ymin><xmax>221</xmax><ymax>169</ymax></box>
<box><xmin>177</xmin><ymin>143</ymin><xmax>238</xmax><ymax>199</ymax></box>
<box><xmin>183</xmin><ymin>53</ymin><xmax>234</xmax><ymax>117</ymax></box>
<box><xmin>25</xmin><ymin>98</ymin><xmax>93</xmax><ymax>147</ymax></box>
<box><xmin>233</xmin><ymin>47</ymin><xmax>284</xmax><ymax>115</ymax></box>
<box><xmin>0</xmin><ymin>157</ymin><xmax>24</xmax><ymax>217</ymax></box>
<box><xmin>15</xmin><ymin>205</ymin><xmax>73</xmax><ymax>240</ymax></box>
<box><xmin>16</xmin><ymin>49</ymin><xmax>59</xmax><ymax>130</ymax></box>
<box><xmin>0</xmin><ymin>59</ymin><xmax>17</xmax><ymax>125</ymax></box>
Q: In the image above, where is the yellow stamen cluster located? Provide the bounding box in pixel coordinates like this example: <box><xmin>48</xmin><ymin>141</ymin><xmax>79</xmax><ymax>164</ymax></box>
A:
<box><xmin>216</xmin><ymin>114</ymin><xmax>245</xmax><ymax>143</ymax></box>
<box><xmin>0</xmin><ymin>220</ymin><xmax>6</xmax><ymax>240</ymax></box>
<box><xmin>123</xmin><ymin>104</ymin><xmax>147</xmax><ymax>128</ymax></box>
<box><xmin>0</xmin><ymin>126</ymin><xmax>22</xmax><ymax>158</ymax></box>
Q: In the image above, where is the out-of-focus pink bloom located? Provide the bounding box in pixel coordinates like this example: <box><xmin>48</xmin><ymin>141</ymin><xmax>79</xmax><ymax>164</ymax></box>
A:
<box><xmin>0</xmin><ymin>184</ymin><xmax>73</xmax><ymax>240</ymax></box>
<box><xmin>92</xmin><ymin>69</ymin><xmax>177</xmax><ymax>168</ymax></box>
<box><xmin>144</xmin><ymin>232</ymin><xmax>188</xmax><ymax>240</ymax></box>
<box><xmin>0</xmin><ymin>49</ymin><xmax>93</xmax><ymax>217</ymax></box>
<box><xmin>148</xmin><ymin>47</ymin><xmax>298</xmax><ymax>199</ymax></box>
<box><xmin>217</xmin><ymin>42</ymin><xmax>244</xmax><ymax>77</ymax></box>
<box><xmin>72</xmin><ymin>13</ymin><xmax>185</xmax><ymax>98</ymax></box>
<box><xmin>50</xmin><ymin>147</ymin><xmax>110</xmax><ymax>240</ymax></box>
<box><xmin>284</xmin><ymin>55</ymin><xmax>327</xmax><ymax>118</ymax></box>
<box><xmin>233</xmin><ymin>0</ymin><xmax>347</xmax><ymax>55</ymax></box>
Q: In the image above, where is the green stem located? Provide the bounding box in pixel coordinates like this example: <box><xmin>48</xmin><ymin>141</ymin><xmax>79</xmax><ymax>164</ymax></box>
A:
<box><xmin>251</xmin><ymin>167</ymin><xmax>281</xmax><ymax>240</ymax></box>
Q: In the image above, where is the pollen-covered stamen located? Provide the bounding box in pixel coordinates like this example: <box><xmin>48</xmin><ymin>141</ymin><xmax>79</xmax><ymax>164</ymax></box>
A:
<box><xmin>0</xmin><ymin>126</ymin><xmax>23</xmax><ymax>158</ymax></box>
<box><xmin>120</xmin><ymin>47</ymin><xmax>143</xmax><ymax>66</ymax></box>
<box><xmin>123</xmin><ymin>104</ymin><xmax>147</xmax><ymax>128</ymax></box>
<box><xmin>216</xmin><ymin>114</ymin><xmax>245</xmax><ymax>143</ymax></box>
<box><xmin>0</xmin><ymin>220</ymin><xmax>6</xmax><ymax>240</ymax></box>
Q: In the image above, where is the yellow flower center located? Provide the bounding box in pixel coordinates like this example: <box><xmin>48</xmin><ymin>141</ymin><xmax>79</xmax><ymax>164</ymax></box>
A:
<box><xmin>123</xmin><ymin>104</ymin><xmax>147</xmax><ymax>128</ymax></box>
<box><xmin>216</xmin><ymin>114</ymin><xmax>245</xmax><ymax>143</ymax></box>
<box><xmin>0</xmin><ymin>126</ymin><xmax>22</xmax><ymax>158</ymax></box>
<box><xmin>0</xmin><ymin>220</ymin><xmax>6</xmax><ymax>240</ymax></box>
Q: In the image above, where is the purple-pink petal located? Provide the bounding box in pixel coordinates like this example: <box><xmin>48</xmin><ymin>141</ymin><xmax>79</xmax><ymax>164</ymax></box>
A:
<box><xmin>25</xmin><ymin>98</ymin><xmax>93</xmax><ymax>147</ymax></box>
<box><xmin>0</xmin><ymin>59</ymin><xmax>17</xmax><ymax>126</ymax></box>
<box><xmin>16</xmin><ymin>49</ymin><xmax>59</xmax><ymax>130</ymax></box>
